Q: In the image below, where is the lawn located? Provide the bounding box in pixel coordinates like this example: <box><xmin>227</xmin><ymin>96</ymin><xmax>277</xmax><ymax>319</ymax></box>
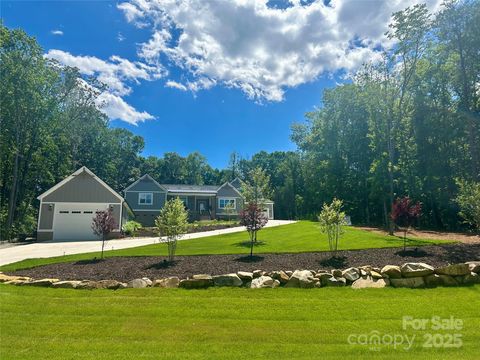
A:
<box><xmin>1</xmin><ymin>221</ymin><xmax>450</xmax><ymax>272</ymax></box>
<box><xmin>0</xmin><ymin>284</ymin><xmax>478</xmax><ymax>359</ymax></box>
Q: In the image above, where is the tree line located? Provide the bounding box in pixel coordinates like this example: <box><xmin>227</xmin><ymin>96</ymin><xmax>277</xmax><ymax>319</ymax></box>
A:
<box><xmin>1</xmin><ymin>0</ymin><xmax>479</xmax><ymax>239</ymax></box>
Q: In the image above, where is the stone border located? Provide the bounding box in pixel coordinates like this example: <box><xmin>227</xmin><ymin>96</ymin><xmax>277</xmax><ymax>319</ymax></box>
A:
<box><xmin>1</xmin><ymin>262</ymin><xmax>479</xmax><ymax>290</ymax></box>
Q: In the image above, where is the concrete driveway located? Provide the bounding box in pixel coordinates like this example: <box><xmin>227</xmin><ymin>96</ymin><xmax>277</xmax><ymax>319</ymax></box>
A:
<box><xmin>0</xmin><ymin>220</ymin><xmax>296</xmax><ymax>266</ymax></box>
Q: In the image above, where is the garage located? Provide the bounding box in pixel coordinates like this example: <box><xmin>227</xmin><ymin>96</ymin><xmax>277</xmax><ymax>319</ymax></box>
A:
<box><xmin>37</xmin><ymin>167</ymin><xmax>130</xmax><ymax>241</ymax></box>
<box><xmin>52</xmin><ymin>203</ymin><xmax>110</xmax><ymax>241</ymax></box>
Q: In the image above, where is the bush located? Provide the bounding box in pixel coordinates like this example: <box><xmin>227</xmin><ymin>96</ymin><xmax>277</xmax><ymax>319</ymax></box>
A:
<box><xmin>122</xmin><ymin>221</ymin><xmax>143</xmax><ymax>236</ymax></box>
<box><xmin>318</xmin><ymin>198</ymin><xmax>347</xmax><ymax>257</ymax></box>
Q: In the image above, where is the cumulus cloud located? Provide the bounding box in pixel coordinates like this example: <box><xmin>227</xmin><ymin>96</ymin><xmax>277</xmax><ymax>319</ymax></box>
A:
<box><xmin>118</xmin><ymin>0</ymin><xmax>442</xmax><ymax>102</ymax></box>
<box><xmin>46</xmin><ymin>50</ymin><xmax>163</xmax><ymax>124</ymax></box>
<box><xmin>51</xmin><ymin>30</ymin><xmax>63</xmax><ymax>36</ymax></box>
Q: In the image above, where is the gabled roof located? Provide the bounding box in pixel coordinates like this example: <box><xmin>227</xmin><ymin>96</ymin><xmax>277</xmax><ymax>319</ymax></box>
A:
<box><xmin>161</xmin><ymin>184</ymin><xmax>219</xmax><ymax>194</ymax></box>
<box><xmin>124</xmin><ymin>174</ymin><xmax>166</xmax><ymax>192</ymax></box>
<box><xmin>37</xmin><ymin>166</ymin><xmax>124</xmax><ymax>202</ymax></box>
<box><xmin>230</xmin><ymin>177</ymin><xmax>244</xmax><ymax>190</ymax></box>
<box><xmin>217</xmin><ymin>181</ymin><xmax>243</xmax><ymax>197</ymax></box>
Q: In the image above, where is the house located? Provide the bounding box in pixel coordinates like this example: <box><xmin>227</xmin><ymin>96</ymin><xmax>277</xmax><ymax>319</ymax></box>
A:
<box><xmin>124</xmin><ymin>174</ymin><xmax>274</xmax><ymax>226</ymax></box>
<box><xmin>37</xmin><ymin>167</ymin><xmax>131</xmax><ymax>241</ymax></box>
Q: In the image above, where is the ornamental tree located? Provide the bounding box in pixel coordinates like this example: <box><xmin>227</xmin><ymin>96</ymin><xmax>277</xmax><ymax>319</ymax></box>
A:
<box><xmin>318</xmin><ymin>198</ymin><xmax>347</xmax><ymax>257</ymax></box>
<box><xmin>155</xmin><ymin>197</ymin><xmax>188</xmax><ymax>262</ymax></box>
<box><xmin>390</xmin><ymin>196</ymin><xmax>422</xmax><ymax>251</ymax></box>
<box><xmin>91</xmin><ymin>208</ymin><xmax>117</xmax><ymax>259</ymax></box>
<box><xmin>239</xmin><ymin>203</ymin><xmax>269</xmax><ymax>257</ymax></box>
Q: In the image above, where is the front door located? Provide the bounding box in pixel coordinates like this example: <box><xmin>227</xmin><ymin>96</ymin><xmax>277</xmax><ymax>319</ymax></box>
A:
<box><xmin>197</xmin><ymin>199</ymin><xmax>208</xmax><ymax>212</ymax></box>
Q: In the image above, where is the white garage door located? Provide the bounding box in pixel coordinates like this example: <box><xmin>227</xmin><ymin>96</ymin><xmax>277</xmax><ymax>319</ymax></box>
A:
<box><xmin>53</xmin><ymin>203</ymin><xmax>110</xmax><ymax>241</ymax></box>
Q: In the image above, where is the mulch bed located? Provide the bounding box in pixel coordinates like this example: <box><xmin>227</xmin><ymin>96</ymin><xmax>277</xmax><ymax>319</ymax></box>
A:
<box><xmin>9</xmin><ymin>243</ymin><xmax>480</xmax><ymax>282</ymax></box>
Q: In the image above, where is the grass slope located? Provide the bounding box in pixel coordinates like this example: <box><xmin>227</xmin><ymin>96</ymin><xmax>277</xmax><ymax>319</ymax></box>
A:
<box><xmin>1</xmin><ymin>222</ymin><xmax>449</xmax><ymax>272</ymax></box>
<box><xmin>0</xmin><ymin>284</ymin><xmax>478</xmax><ymax>359</ymax></box>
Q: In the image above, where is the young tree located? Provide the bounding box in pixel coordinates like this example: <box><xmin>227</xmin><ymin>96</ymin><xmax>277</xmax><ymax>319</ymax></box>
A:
<box><xmin>224</xmin><ymin>201</ymin><xmax>235</xmax><ymax>222</ymax></box>
<box><xmin>155</xmin><ymin>198</ymin><xmax>188</xmax><ymax>262</ymax></box>
<box><xmin>455</xmin><ymin>180</ymin><xmax>480</xmax><ymax>234</ymax></box>
<box><xmin>241</xmin><ymin>167</ymin><xmax>272</xmax><ymax>209</ymax></box>
<box><xmin>318</xmin><ymin>198</ymin><xmax>347</xmax><ymax>257</ymax></box>
<box><xmin>239</xmin><ymin>203</ymin><xmax>268</xmax><ymax>257</ymax></box>
<box><xmin>390</xmin><ymin>196</ymin><xmax>422</xmax><ymax>251</ymax></box>
<box><xmin>91</xmin><ymin>209</ymin><xmax>117</xmax><ymax>259</ymax></box>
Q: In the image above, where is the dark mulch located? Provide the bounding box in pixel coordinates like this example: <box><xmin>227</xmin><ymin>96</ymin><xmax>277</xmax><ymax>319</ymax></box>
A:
<box><xmin>9</xmin><ymin>244</ymin><xmax>480</xmax><ymax>282</ymax></box>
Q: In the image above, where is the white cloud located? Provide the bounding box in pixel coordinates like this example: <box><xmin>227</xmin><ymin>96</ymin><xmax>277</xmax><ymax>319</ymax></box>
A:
<box><xmin>51</xmin><ymin>30</ymin><xmax>63</xmax><ymax>36</ymax></box>
<box><xmin>165</xmin><ymin>80</ymin><xmax>187</xmax><ymax>91</ymax></box>
<box><xmin>117</xmin><ymin>32</ymin><xmax>126</xmax><ymax>42</ymax></box>
<box><xmin>46</xmin><ymin>50</ymin><xmax>164</xmax><ymax>124</ymax></box>
<box><xmin>118</xmin><ymin>0</ymin><xmax>442</xmax><ymax>102</ymax></box>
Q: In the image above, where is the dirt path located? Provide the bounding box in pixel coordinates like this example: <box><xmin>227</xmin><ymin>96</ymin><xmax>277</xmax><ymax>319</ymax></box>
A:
<box><xmin>358</xmin><ymin>227</ymin><xmax>480</xmax><ymax>244</ymax></box>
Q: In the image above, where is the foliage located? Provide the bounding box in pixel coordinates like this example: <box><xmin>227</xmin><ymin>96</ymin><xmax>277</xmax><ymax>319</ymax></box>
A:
<box><xmin>318</xmin><ymin>199</ymin><xmax>347</xmax><ymax>257</ymax></box>
<box><xmin>239</xmin><ymin>203</ymin><xmax>268</xmax><ymax>256</ymax></box>
<box><xmin>391</xmin><ymin>197</ymin><xmax>422</xmax><ymax>251</ymax></box>
<box><xmin>155</xmin><ymin>198</ymin><xmax>188</xmax><ymax>261</ymax></box>
<box><xmin>455</xmin><ymin>180</ymin><xmax>480</xmax><ymax>233</ymax></box>
<box><xmin>122</xmin><ymin>220</ymin><xmax>143</xmax><ymax>237</ymax></box>
<box><xmin>91</xmin><ymin>209</ymin><xmax>117</xmax><ymax>259</ymax></box>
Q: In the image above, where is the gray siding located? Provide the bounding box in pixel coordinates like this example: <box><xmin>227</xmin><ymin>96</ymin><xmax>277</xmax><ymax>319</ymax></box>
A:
<box><xmin>43</xmin><ymin>172</ymin><xmax>120</xmax><ymax>203</ymax></box>
<box><xmin>111</xmin><ymin>204</ymin><xmax>121</xmax><ymax>230</ymax></box>
<box><xmin>125</xmin><ymin>191</ymin><xmax>166</xmax><ymax>210</ymax></box>
<box><xmin>37</xmin><ymin>231</ymin><xmax>53</xmax><ymax>241</ymax></box>
<box><xmin>217</xmin><ymin>183</ymin><xmax>241</xmax><ymax>198</ymax></box>
<box><xmin>127</xmin><ymin>176</ymin><xmax>163</xmax><ymax>192</ymax></box>
<box><xmin>134</xmin><ymin>210</ymin><xmax>159</xmax><ymax>227</ymax></box>
<box><xmin>39</xmin><ymin>203</ymin><xmax>55</xmax><ymax>230</ymax></box>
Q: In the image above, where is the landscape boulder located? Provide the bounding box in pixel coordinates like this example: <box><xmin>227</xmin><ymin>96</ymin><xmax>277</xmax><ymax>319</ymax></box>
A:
<box><xmin>75</xmin><ymin>280</ymin><xmax>101</xmax><ymax>290</ymax></box>
<box><xmin>142</xmin><ymin>278</ymin><xmax>153</xmax><ymax>287</ymax></box>
<box><xmin>400</xmin><ymin>263</ymin><xmax>434</xmax><ymax>278</ymax></box>
<box><xmin>370</xmin><ymin>271</ymin><xmax>383</xmax><ymax>279</ymax></box>
<box><xmin>285</xmin><ymin>270</ymin><xmax>316</xmax><ymax>288</ymax></box>
<box><xmin>0</xmin><ymin>274</ymin><xmax>31</xmax><ymax>283</ymax></box>
<box><xmin>250</xmin><ymin>276</ymin><xmax>279</xmax><ymax>289</ymax></box>
<box><xmin>52</xmin><ymin>280</ymin><xmax>82</xmax><ymax>289</ymax></box>
<box><xmin>324</xmin><ymin>276</ymin><xmax>346</xmax><ymax>287</ymax></box>
<box><xmin>25</xmin><ymin>278</ymin><xmax>59</xmax><ymax>287</ymax></box>
<box><xmin>351</xmin><ymin>276</ymin><xmax>389</xmax><ymax>289</ymax></box>
<box><xmin>237</xmin><ymin>271</ymin><xmax>253</xmax><ymax>281</ymax></box>
<box><xmin>97</xmin><ymin>280</ymin><xmax>124</xmax><ymax>289</ymax></box>
<box><xmin>466</xmin><ymin>261</ymin><xmax>480</xmax><ymax>274</ymax></box>
<box><xmin>180</xmin><ymin>275</ymin><xmax>213</xmax><ymax>289</ymax></box>
<box><xmin>127</xmin><ymin>278</ymin><xmax>150</xmax><ymax>288</ymax></box>
<box><xmin>381</xmin><ymin>265</ymin><xmax>402</xmax><ymax>279</ymax></box>
<box><xmin>435</xmin><ymin>263</ymin><xmax>470</xmax><ymax>276</ymax></box>
<box><xmin>390</xmin><ymin>277</ymin><xmax>425</xmax><ymax>288</ymax></box>
<box><xmin>253</xmin><ymin>270</ymin><xmax>265</xmax><ymax>278</ymax></box>
<box><xmin>342</xmin><ymin>268</ymin><xmax>360</xmax><ymax>282</ymax></box>
<box><xmin>270</xmin><ymin>271</ymin><xmax>290</xmax><ymax>284</ymax></box>
<box><xmin>438</xmin><ymin>275</ymin><xmax>458</xmax><ymax>286</ymax></box>
<box><xmin>460</xmin><ymin>272</ymin><xmax>480</xmax><ymax>285</ymax></box>
<box><xmin>331</xmin><ymin>269</ymin><xmax>343</xmax><ymax>277</ymax></box>
<box><xmin>424</xmin><ymin>274</ymin><xmax>442</xmax><ymax>287</ymax></box>
<box><xmin>213</xmin><ymin>274</ymin><xmax>243</xmax><ymax>287</ymax></box>
<box><xmin>153</xmin><ymin>277</ymin><xmax>180</xmax><ymax>288</ymax></box>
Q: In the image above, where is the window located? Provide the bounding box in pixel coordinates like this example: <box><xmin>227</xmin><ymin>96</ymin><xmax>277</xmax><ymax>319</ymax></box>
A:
<box><xmin>138</xmin><ymin>192</ymin><xmax>153</xmax><ymax>205</ymax></box>
<box><xmin>219</xmin><ymin>198</ymin><xmax>236</xmax><ymax>209</ymax></box>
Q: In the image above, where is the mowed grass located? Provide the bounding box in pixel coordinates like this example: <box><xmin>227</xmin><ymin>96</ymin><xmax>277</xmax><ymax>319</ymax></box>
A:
<box><xmin>1</xmin><ymin>221</ymin><xmax>450</xmax><ymax>272</ymax></box>
<box><xmin>0</xmin><ymin>284</ymin><xmax>478</xmax><ymax>360</ymax></box>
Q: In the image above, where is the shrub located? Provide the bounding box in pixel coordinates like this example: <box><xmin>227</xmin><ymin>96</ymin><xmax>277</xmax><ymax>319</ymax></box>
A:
<box><xmin>318</xmin><ymin>198</ymin><xmax>347</xmax><ymax>257</ymax></box>
<box><xmin>455</xmin><ymin>179</ymin><xmax>480</xmax><ymax>233</ymax></box>
<box><xmin>122</xmin><ymin>220</ymin><xmax>143</xmax><ymax>237</ymax></box>
<box><xmin>155</xmin><ymin>198</ymin><xmax>188</xmax><ymax>262</ymax></box>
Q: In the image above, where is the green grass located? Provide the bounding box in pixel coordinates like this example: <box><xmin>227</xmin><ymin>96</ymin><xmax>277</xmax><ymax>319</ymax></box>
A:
<box><xmin>1</xmin><ymin>221</ymin><xmax>450</xmax><ymax>272</ymax></box>
<box><xmin>0</xmin><ymin>284</ymin><xmax>478</xmax><ymax>359</ymax></box>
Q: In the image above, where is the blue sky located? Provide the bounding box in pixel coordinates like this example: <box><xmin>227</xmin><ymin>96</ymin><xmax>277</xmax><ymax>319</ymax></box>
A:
<box><xmin>1</xmin><ymin>0</ymin><xmax>439</xmax><ymax>168</ymax></box>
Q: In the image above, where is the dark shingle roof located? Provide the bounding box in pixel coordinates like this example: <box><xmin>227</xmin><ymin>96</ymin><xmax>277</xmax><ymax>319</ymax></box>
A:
<box><xmin>160</xmin><ymin>184</ymin><xmax>220</xmax><ymax>193</ymax></box>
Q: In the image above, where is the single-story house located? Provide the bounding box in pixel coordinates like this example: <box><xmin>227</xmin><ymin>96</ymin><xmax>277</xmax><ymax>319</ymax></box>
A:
<box><xmin>124</xmin><ymin>175</ymin><xmax>274</xmax><ymax>226</ymax></box>
<box><xmin>37</xmin><ymin>167</ymin><xmax>130</xmax><ymax>241</ymax></box>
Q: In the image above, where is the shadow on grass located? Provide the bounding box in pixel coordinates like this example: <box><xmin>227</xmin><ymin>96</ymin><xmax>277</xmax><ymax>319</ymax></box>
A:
<box><xmin>145</xmin><ymin>259</ymin><xmax>179</xmax><ymax>270</ymax></box>
<box><xmin>234</xmin><ymin>255</ymin><xmax>265</xmax><ymax>263</ymax></box>
<box><xmin>74</xmin><ymin>258</ymin><xmax>105</xmax><ymax>265</ymax></box>
<box><xmin>233</xmin><ymin>240</ymin><xmax>267</xmax><ymax>249</ymax></box>
<box><xmin>319</xmin><ymin>256</ymin><xmax>347</xmax><ymax>268</ymax></box>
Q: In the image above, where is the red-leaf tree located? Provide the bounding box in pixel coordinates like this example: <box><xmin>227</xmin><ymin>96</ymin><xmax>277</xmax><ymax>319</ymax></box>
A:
<box><xmin>239</xmin><ymin>203</ymin><xmax>269</xmax><ymax>257</ymax></box>
<box><xmin>391</xmin><ymin>197</ymin><xmax>422</xmax><ymax>251</ymax></box>
<box><xmin>91</xmin><ymin>209</ymin><xmax>117</xmax><ymax>259</ymax></box>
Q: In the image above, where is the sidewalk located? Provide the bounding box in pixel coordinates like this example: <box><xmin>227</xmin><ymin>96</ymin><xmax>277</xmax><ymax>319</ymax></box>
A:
<box><xmin>0</xmin><ymin>220</ymin><xmax>296</xmax><ymax>266</ymax></box>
